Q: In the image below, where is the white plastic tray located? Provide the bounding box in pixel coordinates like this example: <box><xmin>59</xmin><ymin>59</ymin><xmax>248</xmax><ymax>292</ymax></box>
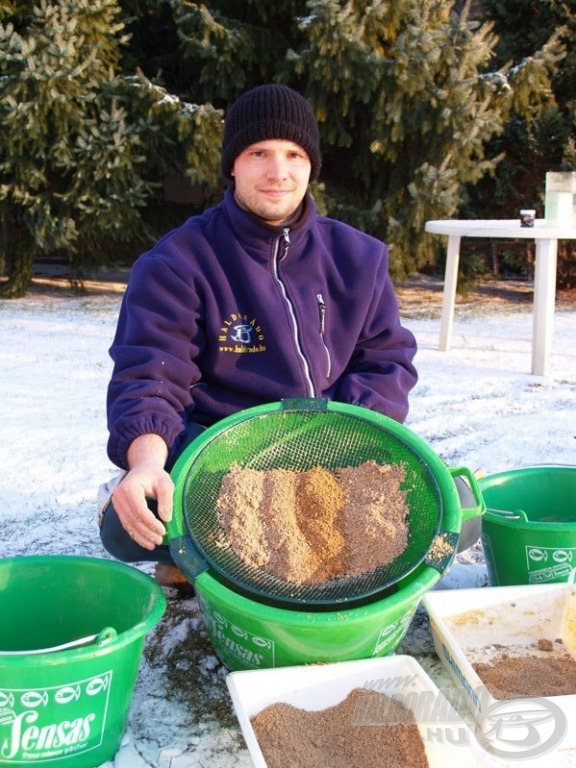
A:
<box><xmin>226</xmin><ymin>655</ymin><xmax>494</xmax><ymax>767</ymax></box>
<box><xmin>423</xmin><ymin>583</ymin><xmax>576</xmax><ymax>755</ymax></box>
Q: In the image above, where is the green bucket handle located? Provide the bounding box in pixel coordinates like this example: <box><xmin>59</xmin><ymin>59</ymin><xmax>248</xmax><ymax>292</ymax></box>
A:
<box><xmin>485</xmin><ymin>507</ymin><xmax>529</xmax><ymax>522</ymax></box>
<box><xmin>96</xmin><ymin>626</ymin><xmax>118</xmax><ymax>646</ymax></box>
<box><xmin>0</xmin><ymin>627</ymin><xmax>118</xmax><ymax>656</ymax></box>
<box><xmin>448</xmin><ymin>466</ymin><xmax>486</xmax><ymax>521</ymax></box>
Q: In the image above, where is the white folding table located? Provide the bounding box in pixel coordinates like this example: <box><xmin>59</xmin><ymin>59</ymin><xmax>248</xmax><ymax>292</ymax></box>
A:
<box><xmin>425</xmin><ymin>218</ymin><xmax>576</xmax><ymax>375</ymax></box>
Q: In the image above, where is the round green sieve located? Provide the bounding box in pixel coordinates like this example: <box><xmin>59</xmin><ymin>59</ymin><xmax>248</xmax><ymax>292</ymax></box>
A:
<box><xmin>167</xmin><ymin>398</ymin><xmax>474</xmax><ymax>609</ymax></box>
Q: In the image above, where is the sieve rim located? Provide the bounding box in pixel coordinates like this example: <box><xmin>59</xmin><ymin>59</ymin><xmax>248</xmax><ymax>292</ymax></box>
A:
<box><xmin>168</xmin><ymin>400</ymin><xmax>457</xmax><ymax>609</ymax></box>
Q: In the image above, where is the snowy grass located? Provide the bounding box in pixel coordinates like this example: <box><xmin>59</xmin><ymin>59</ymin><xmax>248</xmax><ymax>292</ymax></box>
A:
<box><xmin>1</xmin><ymin>286</ymin><xmax>575</xmax><ymax>767</ymax></box>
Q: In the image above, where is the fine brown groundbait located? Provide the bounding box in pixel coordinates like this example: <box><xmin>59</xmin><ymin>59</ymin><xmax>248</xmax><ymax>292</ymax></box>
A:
<box><xmin>473</xmin><ymin>639</ymin><xmax>576</xmax><ymax>698</ymax></box>
<box><xmin>250</xmin><ymin>687</ymin><xmax>430</xmax><ymax>768</ymax></box>
<box><xmin>216</xmin><ymin>460</ymin><xmax>409</xmax><ymax>584</ymax></box>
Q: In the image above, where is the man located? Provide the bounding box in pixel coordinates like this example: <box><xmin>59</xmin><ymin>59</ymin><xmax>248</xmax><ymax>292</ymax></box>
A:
<box><xmin>99</xmin><ymin>84</ymin><xmax>419</xmax><ymax>589</ymax></box>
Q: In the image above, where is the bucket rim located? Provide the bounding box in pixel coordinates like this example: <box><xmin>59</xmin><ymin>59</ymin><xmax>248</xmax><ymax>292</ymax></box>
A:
<box><xmin>480</xmin><ymin>463</ymin><xmax>576</xmax><ymax>531</ymax></box>
<box><xmin>479</xmin><ymin>463</ymin><xmax>576</xmax><ymax>480</ymax></box>
<box><xmin>0</xmin><ymin>555</ymin><xmax>166</xmax><ymax>663</ymax></box>
<box><xmin>193</xmin><ymin>561</ymin><xmax>441</xmax><ymax>626</ymax></box>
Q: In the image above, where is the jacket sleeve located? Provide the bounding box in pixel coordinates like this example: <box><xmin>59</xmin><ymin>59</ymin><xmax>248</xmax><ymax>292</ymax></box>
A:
<box><xmin>106</xmin><ymin>251</ymin><xmax>203</xmax><ymax>469</ymax></box>
<box><xmin>328</xmin><ymin>267</ymin><xmax>418</xmax><ymax>424</ymax></box>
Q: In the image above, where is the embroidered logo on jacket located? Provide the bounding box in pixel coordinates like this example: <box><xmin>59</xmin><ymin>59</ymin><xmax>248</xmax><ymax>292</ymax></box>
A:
<box><xmin>219</xmin><ymin>313</ymin><xmax>266</xmax><ymax>353</ymax></box>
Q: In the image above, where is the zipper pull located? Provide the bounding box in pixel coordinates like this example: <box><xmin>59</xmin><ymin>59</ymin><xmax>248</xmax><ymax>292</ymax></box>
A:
<box><xmin>316</xmin><ymin>292</ymin><xmax>326</xmax><ymax>335</ymax></box>
<box><xmin>316</xmin><ymin>292</ymin><xmax>332</xmax><ymax>379</ymax></box>
<box><xmin>279</xmin><ymin>227</ymin><xmax>290</xmax><ymax>260</ymax></box>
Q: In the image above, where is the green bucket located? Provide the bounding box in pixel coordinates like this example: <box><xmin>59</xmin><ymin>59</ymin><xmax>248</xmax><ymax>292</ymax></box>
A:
<box><xmin>0</xmin><ymin>556</ymin><xmax>166</xmax><ymax>768</ymax></box>
<box><xmin>480</xmin><ymin>465</ymin><xmax>576</xmax><ymax>586</ymax></box>
<box><xmin>192</xmin><ymin>561</ymin><xmax>440</xmax><ymax>671</ymax></box>
<box><xmin>166</xmin><ymin>398</ymin><xmax>485</xmax><ymax>670</ymax></box>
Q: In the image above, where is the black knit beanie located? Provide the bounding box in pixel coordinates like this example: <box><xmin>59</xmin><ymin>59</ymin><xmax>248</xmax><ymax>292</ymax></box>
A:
<box><xmin>221</xmin><ymin>84</ymin><xmax>321</xmax><ymax>182</ymax></box>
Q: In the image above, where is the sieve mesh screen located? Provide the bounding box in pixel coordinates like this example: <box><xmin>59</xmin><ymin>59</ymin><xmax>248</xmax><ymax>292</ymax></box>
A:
<box><xmin>178</xmin><ymin>407</ymin><xmax>444</xmax><ymax>608</ymax></box>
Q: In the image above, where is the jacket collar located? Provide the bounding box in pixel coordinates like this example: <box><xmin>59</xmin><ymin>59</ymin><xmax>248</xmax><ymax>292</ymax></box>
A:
<box><xmin>223</xmin><ymin>185</ymin><xmax>316</xmax><ymax>247</ymax></box>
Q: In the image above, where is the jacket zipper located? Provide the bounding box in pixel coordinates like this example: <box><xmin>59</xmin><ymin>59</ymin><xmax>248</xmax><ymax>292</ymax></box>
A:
<box><xmin>316</xmin><ymin>292</ymin><xmax>332</xmax><ymax>379</ymax></box>
<box><xmin>273</xmin><ymin>228</ymin><xmax>315</xmax><ymax>397</ymax></box>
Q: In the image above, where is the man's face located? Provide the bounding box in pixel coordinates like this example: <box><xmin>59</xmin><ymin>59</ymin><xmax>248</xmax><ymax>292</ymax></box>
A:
<box><xmin>231</xmin><ymin>139</ymin><xmax>312</xmax><ymax>226</ymax></box>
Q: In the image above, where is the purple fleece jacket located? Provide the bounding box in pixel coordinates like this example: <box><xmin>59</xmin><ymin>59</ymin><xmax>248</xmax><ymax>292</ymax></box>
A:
<box><xmin>106</xmin><ymin>187</ymin><xmax>418</xmax><ymax>468</ymax></box>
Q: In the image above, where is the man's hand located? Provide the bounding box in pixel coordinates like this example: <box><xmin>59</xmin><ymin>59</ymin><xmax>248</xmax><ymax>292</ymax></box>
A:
<box><xmin>112</xmin><ymin>434</ymin><xmax>173</xmax><ymax>550</ymax></box>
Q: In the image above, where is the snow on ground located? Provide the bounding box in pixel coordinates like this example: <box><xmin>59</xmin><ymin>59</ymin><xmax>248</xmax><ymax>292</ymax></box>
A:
<box><xmin>0</xmin><ymin>281</ymin><xmax>575</xmax><ymax>767</ymax></box>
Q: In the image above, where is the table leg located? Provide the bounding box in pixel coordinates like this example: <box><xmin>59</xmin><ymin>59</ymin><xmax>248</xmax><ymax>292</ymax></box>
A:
<box><xmin>439</xmin><ymin>235</ymin><xmax>461</xmax><ymax>351</ymax></box>
<box><xmin>532</xmin><ymin>238</ymin><xmax>558</xmax><ymax>375</ymax></box>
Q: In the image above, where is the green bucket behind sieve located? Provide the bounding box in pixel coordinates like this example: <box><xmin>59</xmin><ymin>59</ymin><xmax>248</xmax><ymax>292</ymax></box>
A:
<box><xmin>0</xmin><ymin>556</ymin><xmax>166</xmax><ymax>768</ymax></box>
<box><xmin>480</xmin><ymin>465</ymin><xmax>576</xmax><ymax>586</ymax></box>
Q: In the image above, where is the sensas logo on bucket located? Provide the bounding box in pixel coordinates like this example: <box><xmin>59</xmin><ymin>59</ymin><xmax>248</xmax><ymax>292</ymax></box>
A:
<box><xmin>0</xmin><ymin>671</ymin><xmax>112</xmax><ymax>763</ymax></box>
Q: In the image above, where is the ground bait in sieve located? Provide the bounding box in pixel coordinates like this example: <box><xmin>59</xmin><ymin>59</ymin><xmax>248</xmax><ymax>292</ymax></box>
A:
<box><xmin>216</xmin><ymin>460</ymin><xmax>409</xmax><ymax>585</ymax></box>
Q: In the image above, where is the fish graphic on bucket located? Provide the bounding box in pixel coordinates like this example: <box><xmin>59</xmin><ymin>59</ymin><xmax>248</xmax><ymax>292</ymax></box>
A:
<box><xmin>524</xmin><ymin>545</ymin><xmax>576</xmax><ymax>584</ymax></box>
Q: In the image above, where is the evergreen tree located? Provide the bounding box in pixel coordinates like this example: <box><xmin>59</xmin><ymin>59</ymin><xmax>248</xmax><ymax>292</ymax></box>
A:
<box><xmin>0</xmin><ymin>0</ymin><xmax>222</xmax><ymax>297</ymax></box>
<box><xmin>1</xmin><ymin>0</ymin><xmax>572</xmax><ymax>294</ymax></box>
<box><xmin>289</xmin><ymin>0</ymin><xmax>564</xmax><ymax>274</ymax></box>
<box><xmin>0</xmin><ymin>0</ymin><xmax>128</xmax><ymax>295</ymax></box>
<box><xmin>170</xmin><ymin>0</ymin><xmax>308</xmax><ymax>104</ymax></box>
<box><xmin>469</xmin><ymin>0</ymin><xmax>575</xmax><ymax>217</ymax></box>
